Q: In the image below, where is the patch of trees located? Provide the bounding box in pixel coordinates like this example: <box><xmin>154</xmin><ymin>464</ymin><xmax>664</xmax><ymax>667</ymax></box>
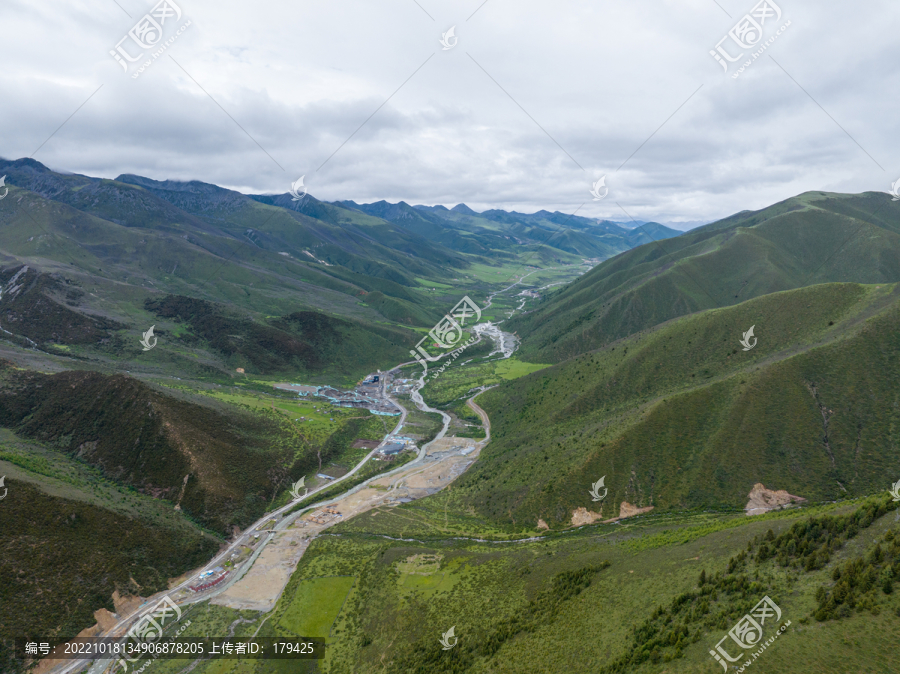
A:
<box><xmin>814</xmin><ymin>528</ymin><xmax>899</xmax><ymax>621</ymax></box>
<box><xmin>601</xmin><ymin>495</ymin><xmax>899</xmax><ymax>672</ymax></box>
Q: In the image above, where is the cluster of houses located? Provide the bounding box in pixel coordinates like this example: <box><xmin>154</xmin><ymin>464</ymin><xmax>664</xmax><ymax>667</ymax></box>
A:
<box><xmin>273</xmin><ymin>373</ymin><xmax>401</xmax><ymax>417</ymax></box>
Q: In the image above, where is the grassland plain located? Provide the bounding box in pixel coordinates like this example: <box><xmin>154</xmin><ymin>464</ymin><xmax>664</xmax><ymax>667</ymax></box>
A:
<box><xmin>445</xmin><ymin>282</ymin><xmax>900</xmax><ymax>527</ymax></box>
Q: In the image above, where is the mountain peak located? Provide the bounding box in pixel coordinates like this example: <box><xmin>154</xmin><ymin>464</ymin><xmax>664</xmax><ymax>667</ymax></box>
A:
<box><xmin>0</xmin><ymin>157</ymin><xmax>54</xmax><ymax>174</ymax></box>
<box><xmin>451</xmin><ymin>203</ymin><xmax>478</xmax><ymax>215</ymax></box>
<box><xmin>415</xmin><ymin>204</ymin><xmax>450</xmax><ymax>211</ymax></box>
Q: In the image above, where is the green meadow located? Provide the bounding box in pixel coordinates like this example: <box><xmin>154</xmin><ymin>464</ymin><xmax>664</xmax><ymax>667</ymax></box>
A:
<box><xmin>279</xmin><ymin>576</ymin><xmax>357</xmax><ymax>639</ymax></box>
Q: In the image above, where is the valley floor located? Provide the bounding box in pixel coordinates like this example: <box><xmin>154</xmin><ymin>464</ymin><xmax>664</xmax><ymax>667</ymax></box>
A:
<box><xmin>211</xmin><ymin>432</ymin><xmax>487</xmax><ymax>614</ymax></box>
<box><xmin>44</xmin><ymin>323</ymin><xmax>511</xmax><ymax>674</ymax></box>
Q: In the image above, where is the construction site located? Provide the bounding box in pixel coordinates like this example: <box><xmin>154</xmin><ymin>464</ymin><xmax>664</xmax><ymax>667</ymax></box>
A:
<box><xmin>305</xmin><ymin>506</ymin><xmax>342</xmax><ymax>526</ymax></box>
<box><xmin>213</xmin><ymin>433</ymin><xmax>485</xmax><ymax>613</ymax></box>
<box><xmin>273</xmin><ymin>373</ymin><xmax>401</xmax><ymax>416</ymax></box>
<box><xmin>211</xmin><ymin>394</ymin><xmax>492</xmax><ymax>614</ymax></box>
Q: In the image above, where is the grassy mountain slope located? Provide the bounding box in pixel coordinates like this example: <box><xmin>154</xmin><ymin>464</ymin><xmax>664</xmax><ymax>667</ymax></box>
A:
<box><xmin>144</xmin><ymin>294</ymin><xmax>413</xmax><ymax>378</ymax></box>
<box><xmin>6</xmin><ymin>158</ymin><xmax>900</xmax><ymax>674</ymax></box>
<box><xmin>0</xmin><ymin>360</ymin><xmax>306</xmax><ymax>533</ymax></box>
<box><xmin>337</xmin><ymin>200</ymin><xmax>507</xmax><ymax>258</ymax></box>
<box><xmin>511</xmin><ymin>191</ymin><xmax>900</xmax><ymax>363</ymax></box>
<box><xmin>248</xmin><ymin>494</ymin><xmax>900</xmax><ymax>674</ymax></box>
<box><xmin>0</xmin><ymin>264</ymin><xmax>414</xmax><ymax>382</ymax></box>
<box><xmin>436</xmin><ymin>282</ymin><xmax>900</xmax><ymax>527</ymax></box>
<box><xmin>0</xmin><ymin>183</ymin><xmax>402</xmax><ymax>321</ymax></box>
<box><xmin>0</xmin><ymin>265</ymin><xmax>125</xmax><ymax>347</ymax></box>
<box><xmin>0</xmin><ymin>158</ymin><xmax>454</xmax><ymax>325</ymax></box>
<box><xmin>0</xmin><ymin>478</ymin><xmax>219</xmax><ymax>674</ymax></box>
<box><xmin>1</xmin><ymin>158</ymin><xmax>464</xmax><ymax>283</ymax></box>
<box><xmin>0</xmin><ymin>159</ymin><xmax>441</xmax><ymax>382</ymax></box>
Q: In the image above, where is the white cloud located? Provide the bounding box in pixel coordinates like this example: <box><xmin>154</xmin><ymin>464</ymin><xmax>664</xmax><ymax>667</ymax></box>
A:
<box><xmin>0</xmin><ymin>0</ymin><xmax>897</xmax><ymax>222</ymax></box>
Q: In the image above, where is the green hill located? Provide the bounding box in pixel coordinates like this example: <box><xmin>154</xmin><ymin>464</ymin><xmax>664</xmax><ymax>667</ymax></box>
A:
<box><xmin>0</xmin><ymin>158</ymin><xmax>460</xmax><ymax>324</ymax></box>
<box><xmin>0</xmin><ymin>477</ymin><xmax>219</xmax><ymax>674</ymax></box>
<box><xmin>510</xmin><ymin>191</ymin><xmax>900</xmax><ymax>363</ymax></box>
<box><xmin>0</xmin><ymin>360</ymin><xmax>305</xmax><ymax>533</ymax></box>
<box><xmin>0</xmin><ymin>264</ymin><xmax>415</xmax><ymax>383</ymax></box>
<box><xmin>143</xmin><ymin>294</ymin><xmax>413</xmax><ymax>378</ymax></box>
<box><xmin>436</xmin><ymin>281</ymin><xmax>900</xmax><ymax>527</ymax></box>
<box><xmin>0</xmin><ymin>158</ymin><xmax>454</xmax><ymax>383</ymax></box>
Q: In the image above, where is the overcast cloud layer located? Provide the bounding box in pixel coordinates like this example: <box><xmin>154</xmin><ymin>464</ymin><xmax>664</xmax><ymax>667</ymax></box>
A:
<box><xmin>1</xmin><ymin>0</ymin><xmax>897</xmax><ymax>225</ymax></box>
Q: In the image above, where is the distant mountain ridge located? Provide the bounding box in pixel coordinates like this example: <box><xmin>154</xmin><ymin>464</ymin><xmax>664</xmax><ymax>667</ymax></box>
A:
<box><xmin>0</xmin><ymin>156</ymin><xmax>684</xmax><ymax>383</ymax></box>
<box><xmin>336</xmin><ymin>199</ymin><xmax>682</xmax><ymax>260</ymax></box>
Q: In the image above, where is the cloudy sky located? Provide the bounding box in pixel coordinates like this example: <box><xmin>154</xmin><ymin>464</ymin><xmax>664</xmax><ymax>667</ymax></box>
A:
<box><xmin>1</xmin><ymin>0</ymin><xmax>897</xmax><ymax>226</ymax></box>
